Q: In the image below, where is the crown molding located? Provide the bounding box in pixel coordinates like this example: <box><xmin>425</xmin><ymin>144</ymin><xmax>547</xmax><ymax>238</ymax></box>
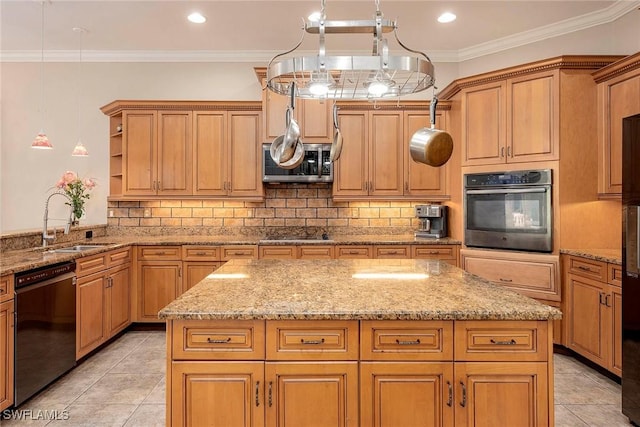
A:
<box><xmin>1</xmin><ymin>1</ymin><xmax>638</xmax><ymax>64</ymax></box>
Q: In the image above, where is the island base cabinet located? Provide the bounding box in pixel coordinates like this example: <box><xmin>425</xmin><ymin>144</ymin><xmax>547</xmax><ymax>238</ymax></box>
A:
<box><xmin>454</xmin><ymin>362</ymin><xmax>549</xmax><ymax>427</ymax></box>
<box><xmin>170</xmin><ymin>361</ymin><xmax>264</xmax><ymax>427</ymax></box>
<box><xmin>360</xmin><ymin>362</ymin><xmax>454</xmax><ymax>427</ymax></box>
<box><xmin>265</xmin><ymin>362</ymin><xmax>359</xmax><ymax>427</ymax></box>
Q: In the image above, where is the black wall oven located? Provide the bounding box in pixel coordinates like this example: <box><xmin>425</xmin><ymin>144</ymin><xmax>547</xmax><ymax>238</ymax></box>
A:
<box><xmin>464</xmin><ymin>169</ymin><xmax>553</xmax><ymax>253</ymax></box>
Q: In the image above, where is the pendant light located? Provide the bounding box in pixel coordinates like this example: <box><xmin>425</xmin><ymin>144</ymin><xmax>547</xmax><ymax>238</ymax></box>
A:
<box><xmin>71</xmin><ymin>27</ymin><xmax>89</xmax><ymax>157</ymax></box>
<box><xmin>31</xmin><ymin>1</ymin><xmax>52</xmax><ymax>149</ymax></box>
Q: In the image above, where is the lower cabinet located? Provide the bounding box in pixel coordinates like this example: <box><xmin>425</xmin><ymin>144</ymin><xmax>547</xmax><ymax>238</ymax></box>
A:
<box><xmin>76</xmin><ymin>248</ymin><xmax>132</xmax><ymax>359</ymax></box>
<box><xmin>137</xmin><ymin>246</ymin><xmax>182</xmax><ymax>322</ymax></box>
<box><xmin>0</xmin><ymin>299</ymin><xmax>14</xmax><ymax>411</ymax></box>
<box><xmin>167</xmin><ymin>319</ymin><xmax>553</xmax><ymax>427</ymax></box>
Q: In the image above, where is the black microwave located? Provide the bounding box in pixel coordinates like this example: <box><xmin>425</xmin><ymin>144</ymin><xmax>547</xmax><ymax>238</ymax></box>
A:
<box><xmin>262</xmin><ymin>143</ymin><xmax>333</xmax><ymax>183</ymax></box>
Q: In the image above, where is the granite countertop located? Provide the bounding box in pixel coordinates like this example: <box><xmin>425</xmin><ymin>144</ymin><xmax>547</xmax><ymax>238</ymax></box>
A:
<box><xmin>0</xmin><ymin>235</ymin><xmax>460</xmax><ymax>275</ymax></box>
<box><xmin>559</xmin><ymin>248</ymin><xmax>622</xmax><ymax>265</ymax></box>
<box><xmin>159</xmin><ymin>259</ymin><xmax>561</xmax><ymax>321</ymax></box>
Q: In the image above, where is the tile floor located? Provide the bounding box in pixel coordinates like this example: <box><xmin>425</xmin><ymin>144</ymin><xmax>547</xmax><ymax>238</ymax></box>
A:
<box><xmin>4</xmin><ymin>330</ymin><xmax>635</xmax><ymax>426</ymax></box>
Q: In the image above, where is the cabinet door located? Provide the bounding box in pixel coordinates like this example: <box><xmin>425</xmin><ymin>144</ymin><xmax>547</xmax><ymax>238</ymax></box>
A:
<box><xmin>259</xmin><ymin>246</ymin><xmax>297</xmax><ymax>259</ymax></box>
<box><xmin>228</xmin><ymin>111</ymin><xmax>263</xmax><ymax>198</ymax></box>
<box><xmin>171</xmin><ymin>361</ymin><xmax>264</xmax><ymax>427</ymax></box>
<box><xmin>455</xmin><ymin>362</ymin><xmax>549</xmax><ymax>427</ymax></box>
<box><xmin>360</xmin><ymin>362</ymin><xmax>454</xmax><ymax>427</ymax></box>
<box><xmin>123</xmin><ymin>110</ymin><xmax>157</xmax><ymax>195</ymax></box>
<box><xmin>0</xmin><ymin>300</ymin><xmax>14</xmax><ymax>411</ymax></box>
<box><xmin>333</xmin><ymin>111</ymin><xmax>368</xmax><ymax>197</ymax></box>
<box><xmin>609</xmin><ymin>284</ymin><xmax>622</xmax><ymax>376</ymax></box>
<box><xmin>107</xmin><ymin>264</ymin><xmax>131</xmax><ymax>337</ymax></box>
<box><xmin>404</xmin><ymin>110</ymin><xmax>448</xmax><ymax>198</ymax></box>
<box><xmin>183</xmin><ymin>262</ymin><xmax>223</xmax><ymax>294</ymax></box>
<box><xmin>263</xmin><ymin>86</ymin><xmax>292</xmax><ymax>141</ymax></box>
<box><xmin>369</xmin><ymin>112</ymin><xmax>404</xmax><ymax>197</ymax></box>
<box><xmin>138</xmin><ymin>261</ymin><xmax>181</xmax><ymax>322</ymax></box>
<box><xmin>300</xmin><ymin>99</ymin><xmax>332</xmax><ymax>142</ymax></box>
<box><xmin>193</xmin><ymin>112</ymin><xmax>227</xmax><ymax>196</ymax></box>
<box><xmin>77</xmin><ymin>272</ymin><xmax>107</xmax><ymax>359</ymax></box>
<box><xmin>565</xmin><ymin>274</ymin><xmax>608</xmax><ymax>366</ymax></box>
<box><xmin>461</xmin><ymin>82</ymin><xmax>507</xmax><ymax>166</ymax></box>
<box><xmin>507</xmin><ymin>71</ymin><xmax>559</xmax><ymax>163</ymax></box>
<box><xmin>157</xmin><ymin>111</ymin><xmax>192</xmax><ymax>195</ymax></box>
<box><xmin>599</xmin><ymin>73</ymin><xmax>640</xmax><ymax>196</ymax></box>
<box><xmin>266</xmin><ymin>362</ymin><xmax>358</xmax><ymax>427</ymax></box>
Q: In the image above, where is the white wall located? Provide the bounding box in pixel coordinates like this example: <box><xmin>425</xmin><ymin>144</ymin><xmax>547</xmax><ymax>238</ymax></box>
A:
<box><xmin>1</xmin><ymin>14</ymin><xmax>638</xmax><ymax>233</ymax></box>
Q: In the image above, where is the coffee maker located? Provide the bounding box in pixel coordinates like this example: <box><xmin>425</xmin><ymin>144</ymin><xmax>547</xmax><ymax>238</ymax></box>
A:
<box><xmin>415</xmin><ymin>205</ymin><xmax>448</xmax><ymax>238</ymax></box>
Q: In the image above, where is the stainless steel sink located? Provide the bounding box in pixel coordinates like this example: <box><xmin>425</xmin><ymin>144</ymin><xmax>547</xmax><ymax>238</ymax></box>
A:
<box><xmin>48</xmin><ymin>245</ymin><xmax>106</xmax><ymax>253</ymax></box>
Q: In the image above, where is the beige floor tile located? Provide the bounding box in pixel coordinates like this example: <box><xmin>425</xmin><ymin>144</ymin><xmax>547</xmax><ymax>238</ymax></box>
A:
<box><xmin>140</xmin><ymin>333</ymin><xmax>166</xmax><ymax>350</ymax></box>
<box><xmin>74</xmin><ymin>373</ymin><xmax>163</xmax><ymax>405</ymax></box>
<box><xmin>564</xmin><ymin>404</ymin><xmax>634</xmax><ymax>426</ymax></box>
<box><xmin>555</xmin><ymin>404</ymin><xmax>589</xmax><ymax>426</ymax></box>
<box><xmin>123</xmin><ymin>404</ymin><xmax>166</xmax><ymax>427</ymax></box>
<box><xmin>555</xmin><ymin>373</ymin><xmax>622</xmax><ymax>405</ymax></box>
<box><xmin>143</xmin><ymin>378</ymin><xmax>166</xmax><ymax>405</ymax></box>
<box><xmin>554</xmin><ymin>353</ymin><xmax>591</xmax><ymax>374</ymax></box>
<box><xmin>108</xmin><ymin>347</ymin><xmax>166</xmax><ymax>375</ymax></box>
<box><xmin>46</xmin><ymin>403</ymin><xmax>138</xmax><ymax>426</ymax></box>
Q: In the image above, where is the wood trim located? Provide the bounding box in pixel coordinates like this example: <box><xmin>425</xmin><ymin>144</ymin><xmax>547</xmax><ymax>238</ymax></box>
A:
<box><xmin>592</xmin><ymin>51</ymin><xmax>640</xmax><ymax>83</ymax></box>
<box><xmin>439</xmin><ymin>55</ymin><xmax>623</xmax><ymax>100</ymax></box>
<box><xmin>100</xmin><ymin>100</ymin><xmax>262</xmax><ymax>115</ymax></box>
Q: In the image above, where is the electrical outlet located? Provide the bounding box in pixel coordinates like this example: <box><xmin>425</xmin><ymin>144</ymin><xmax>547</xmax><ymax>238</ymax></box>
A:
<box><xmin>144</xmin><ymin>208</ymin><xmax>152</xmax><ymax>218</ymax></box>
<box><xmin>109</xmin><ymin>210</ymin><xmax>114</xmax><ymax>217</ymax></box>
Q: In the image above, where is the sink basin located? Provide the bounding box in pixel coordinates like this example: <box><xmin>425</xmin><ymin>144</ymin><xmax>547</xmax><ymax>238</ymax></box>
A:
<box><xmin>48</xmin><ymin>245</ymin><xmax>106</xmax><ymax>253</ymax></box>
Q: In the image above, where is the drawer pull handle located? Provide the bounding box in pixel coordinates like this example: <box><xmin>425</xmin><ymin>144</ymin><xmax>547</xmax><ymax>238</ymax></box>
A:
<box><xmin>460</xmin><ymin>381</ymin><xmax>467</xmax><ymax>407</ymax></box>
<box><xmin>446</xmin><ymin>381</ymin><xmax>453</xmax><ymax>407</ymax></box>
<box><xmin>429</xmin><ymin>251</ymin><xmax>439</xmax><ymax>254</ymax></box>
<box><xmin>207</xmin><ymin>337</ymin><xmax>232</xmax><ymax>344</ymax></box>
<box><xmin>300</xmin><ymin>338</ymin><xmax>325</xmax><ymax>345</ymax></box>
<box><xmin>499</xmin><ymin>278</ymin><xmax>513</xmax><ymax>283</ymax></box>
<box><xmin>396</xmin><ymin>339</ymin><xmax>421</xmax><ymax>345</ymax></box>
<box><xmin>577</xmin><ymin>265</ymin><xmax>592</xmax><ymax>272</ymax></box>
<box><xmin>196</xmin><ymin>251</ymin><xmax>208</xmax><ymax>256</ymax></box>
<box><xmin>268</xmin><ymin>382</ymin><xmax>273</xmax><ymax>407</ymax></box>
<box><xmin>155</xmin><ymin>251</ymin><xmax>166</xmax><ymax>255</ymax></box>
<box><xmin>490</xmin><ymin>339</ymin><xmax>517</xmax><ymax>345</ymax></box>
<box><xmin>255</xmin><ymin>381</ymin><xmax>260</xmax><ymax>407</ymax></box>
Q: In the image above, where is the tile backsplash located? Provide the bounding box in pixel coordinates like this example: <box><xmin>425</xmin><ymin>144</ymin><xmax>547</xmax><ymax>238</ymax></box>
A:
<box><xmin>107</xmin><ymin>184</ymin><xmax>435</xmax><ymax>237</ymax></box>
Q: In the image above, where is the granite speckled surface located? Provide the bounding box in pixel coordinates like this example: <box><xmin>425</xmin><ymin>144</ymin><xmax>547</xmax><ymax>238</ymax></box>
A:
<box><xmin>0</xmin><ymin>235</ymin><xmax>459</xmax><ymax>275</ymax></box>
<box><xmin>158</xmin><ymin>259</ymin><xmax>561</xmax><ymax>321</ymax></box>
<box><xmin>560</xmin><ymin>249</ymin><xmax>621</xmax><ymax>265</ymax></box>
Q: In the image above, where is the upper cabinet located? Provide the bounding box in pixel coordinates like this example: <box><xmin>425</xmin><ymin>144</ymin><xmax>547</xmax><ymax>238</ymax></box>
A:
<box><xmin>101</xmin><ymin>101</ymin><xmax>263</xmax><ymax>200</ymax></box>
<box><xmin>593</xmin><ymin>52</ymin><xmax>640</xmax><ymax>199</ymax></box>
<box><xmin>461</xmin><ymin>70</ymin><xmax>559</xmax><ymax>166</ymax></box>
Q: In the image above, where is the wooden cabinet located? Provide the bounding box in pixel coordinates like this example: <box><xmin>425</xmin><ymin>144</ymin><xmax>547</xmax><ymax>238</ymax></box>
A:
<box><xmin>181</xmin><ymin>246</ymin><xmax>223</xmax><ymax>293</ymax></box>
<box><xmin>461</xmin><ymin>249</ymin><xmax>560</xmax><ymax>302</ymax></box>
<box><xmin>0</xmin><ymin>274</ymin><xmax>12</xmax><ymax>304</ymax></box>
<box><xmin>413</xmin><ymin>245</ymin><xmax>459</xmax><ymax>266</ymax></box>
<box><xmin>259</xmin><ymin>245</ymin><xmax>335</xmax><ymax>259</ymax></box>
<box><xmin>101</xmin><ymin>101</ymin><xmax>263</xmax><ymax>200</ymax></box>
<box><xmin>0</xmin><ymin>298</ymin><xmax>14</xmax><ymax>411</ymax></box>
<box><xmin>258</xmin><ymin>246</ymin><xmax>296</xmax><ymax>259</ymax></box>
<box><xmin>76</xmin><ymin>247</ymin><xmax>132</xmax><ymax>359</ymax></box>
<box><xmin>335</xmin><ymin>245</ymin><xmax>373</xmax><ymax>259</ymax></box>
<box><xmin>374</xmin><ymin>245</ymin><xmax>411</xmax><ymax>259</ymax></box>
<box><xmin>593</xmin><ymin>52</ymin><xmax>640</xmax><ymax>198</ymax></box>
<box><xmin>137</xmin><ymin>246</ymin><xmax>182</xmax><ymax>323</ymax></box>
<box><xmin>404</xmin><ymin>110</ymin><xmax>449</xmax><ymax>198</ymax></box>
<box><xmin>262</xmin><ymin>85</ymin><xmax>332</xmax><ymax>143</ymax></box>
<box><xmin>221</xmin><ymin>245</ymin><xmax>258</xmax><ymax>261</ymax></box>
<box><xmin>564</xmin><ymin>254</ymin><xmax>622</xmax><ymax>375</ymax></box>
<box><xmin>461</xmin><ymin>70</ymin><xmax>559</xmax><ymax>166</ymax></box>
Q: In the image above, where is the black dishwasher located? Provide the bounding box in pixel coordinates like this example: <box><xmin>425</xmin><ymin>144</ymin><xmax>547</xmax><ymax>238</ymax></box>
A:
<box><xmin>14</xmin><ymin>262</ymin><xmax>76</xmax><ymax>406</ymax></box>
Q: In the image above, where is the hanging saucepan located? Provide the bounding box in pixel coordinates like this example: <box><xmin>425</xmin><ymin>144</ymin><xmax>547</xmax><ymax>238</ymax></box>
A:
<box><xmin>277</xmin><ymin>139</ymin><xmax>305</xmax><ymax>170</ymax></box>
<box><xmin>269</xmin><ymin>107</ymin><xmax>290</xmax><ymax>163</ymax></box>
<box><xmin>330</xmin><ymin>103</ymin><xmax>343</xmax><ymax>162</ymax></box>
<box><xmin>409</xmin><ymin>95</ymin><xmax>453</xmax><ymax>167</ymax></box>
<box><xmin>279</xmin><ymin>83</ymin><xmax>300</xmax><ymax>163</ymax></box>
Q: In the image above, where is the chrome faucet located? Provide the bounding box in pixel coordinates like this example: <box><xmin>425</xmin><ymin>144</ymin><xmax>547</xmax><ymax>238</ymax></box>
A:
<box><xmin>43</xmin><ymin>191</ymin><xmax>73</xmax><ymax>247</ymax></box>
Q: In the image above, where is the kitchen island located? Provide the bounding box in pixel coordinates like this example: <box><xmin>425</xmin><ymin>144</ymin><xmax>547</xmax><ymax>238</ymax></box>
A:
<box><xmin>160</xmin><ymin>258</ymin><xmax>560</xmax><ymax>427</ymax></box>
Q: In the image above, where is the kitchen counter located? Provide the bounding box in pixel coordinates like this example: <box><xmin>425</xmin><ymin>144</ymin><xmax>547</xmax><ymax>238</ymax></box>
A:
<box><xmin>158</xmin><ymin>258</ymin><xmax>561</xmax><ymax>321</ymax></box>
<box><xmin>0</xmin><ymin>234</ymin><xmax>460</xmax><ymax>275</ymax></box>
<box><xmin>560</xmin><ymin>248</ymin><xmax>621</xmax><ymax>265</ymax></box>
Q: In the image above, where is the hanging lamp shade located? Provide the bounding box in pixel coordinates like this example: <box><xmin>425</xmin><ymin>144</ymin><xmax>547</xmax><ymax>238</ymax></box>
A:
<box><xmin>71</xmin><ymin>27</ymin><xmax>89</xmax><ymax>157</ymax></box>
<box><xmin>32</xmin><ymin>1</ymin><xmax>51</xmax><ymax>150</ymax></box>
<box><xmin>71</xmin><ymin>140</ymin><xmax>89</xmax><ymax>157</ymax></box>
<box><xmin>32</xmin><ymin>131</ymin><xmax>53</xmax><ymax>149</ymax></box>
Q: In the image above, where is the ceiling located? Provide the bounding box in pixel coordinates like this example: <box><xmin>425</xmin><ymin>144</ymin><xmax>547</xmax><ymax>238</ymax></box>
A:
<box><xmin>1</xmin><ymin>0</ymin><xmax>638</xmax><ymax>63</ymax></box>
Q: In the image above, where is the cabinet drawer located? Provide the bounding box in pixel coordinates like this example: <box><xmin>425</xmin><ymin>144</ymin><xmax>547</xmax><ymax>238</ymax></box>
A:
<box><xmin>106</xmin><ymin>247</ymin><xmax>131</xmax><ymax>267</ymax></box>
<box><xmin>221</xmin><ymin>245</ymin><xmax>257</xmax><ymax>261</ymax></box>
<box><xmin>454</xmin><ymin>320</ymin><xmax>548</xmax><ymax>362</ymax></box>
<box><xmin>266</xmin><ymin>320</ymin><xmax>359</xmax><ymax>360</ymax></box>
<box><xmin>0</xmin><ymin>274</ymin><xmax>13</xmax><ymax>303</ymax></box>
<box><xmin>608</xmin><ymin>264</ymin><xmax>622</xmax><ymax>287</ymax></box>
<box><xmin>259</xmin><ymin>246</ymin><xmax>296</xmax><ymax>259</ymax></box>
<box><xmin>181</xmin><ymin>246</ymin><xmax>220</xmax><ymax>261</ymax></box>
<box><xmin>137</xmin><ymin>245</ymin><xmax>181</xmax><ymax>261</ymax></box>
<box><xmin>412</xmin><ymin>245</ymin><xmax>456</xmax><ymax>259</ymax></box>
<box><xmin>297</xmin><ymin>245</ymin><xmax>334</xmax><ymax>259</ymax></box>
<box><xmin>567</xmin><ymin>256</ymin><xmax>607</xmax><ymax>282</ymax></box>
<box><xmin>171</xmin><ymin>320</ymin><xmax>265</xmax><ymax>360</ymax></box>
<box><xmin>374</xmin><ymin>245</ymin><xmax>410</xmax><ymax>259</ymax></box>
<box><xmin>361</xmin><ymin>320</ymin><xmax>453</xmax><ymax>361</ymax></box>
<box><xmin>335</xmin><ymin>246</ymin><xmax>373</xmax><ymax>259</ymax></box>
<box><xmin>76</xmin><ymin>253</ymin><xmax>108</xmax><ymax>277</ymax></box>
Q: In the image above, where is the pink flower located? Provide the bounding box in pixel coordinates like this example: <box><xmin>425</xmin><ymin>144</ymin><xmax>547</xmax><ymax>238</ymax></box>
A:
<box><xmin>55</xmin><ymin>179</ymin><xmax>65</xmax><ymax>189</ymax></box>
<box><xmin>62</xmin><ymin>171</ymin><xmax>77</xmax><ymax>185</ymax></box>
<box><xmin>84</xmin><ymin>178</ymin><xmax>96</xmax><ymax>189</ymax></box>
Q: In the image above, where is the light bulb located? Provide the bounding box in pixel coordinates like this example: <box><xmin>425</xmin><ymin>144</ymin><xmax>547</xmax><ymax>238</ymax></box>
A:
<box><xmin>309</xmin><ymin>81</ymin><xmax>330</xmax><ymax>96</ymax></box>
<box><xmin>437</xmin><ymin>12</ymin><xmax>456</xmax><ymax>23</ymax></box>
<box><xmin>187</xmin><ymin>12</ymin><xmax>207</xmax><ymax>24</ymax></box>
<box><xmin>367</xmin><ymin>80</ymin><xmax>390</xmax><ymax>97</ymax></box>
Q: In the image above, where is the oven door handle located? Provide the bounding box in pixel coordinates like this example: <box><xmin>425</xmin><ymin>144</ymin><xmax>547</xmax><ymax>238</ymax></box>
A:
<box><xmin>465</xmin><ymin>188</ymin><xmax>548</xmax><ymax>195</ymax></box>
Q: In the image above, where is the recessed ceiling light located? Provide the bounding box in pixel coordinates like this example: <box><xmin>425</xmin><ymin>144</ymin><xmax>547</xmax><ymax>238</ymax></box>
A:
<box><xmin>437</xmin><ymin>12</ymin><xmax>456</xmax><ymax>23</ymax></box>
<box><xmin>308</xmin><ymin>11</ymin><xmax>322</xmax><ymax>22</ymax></box>
<box><xmin>187</xmin><ymin>12</ymin><xmax>207</xmax><ymax>24</ymax></box>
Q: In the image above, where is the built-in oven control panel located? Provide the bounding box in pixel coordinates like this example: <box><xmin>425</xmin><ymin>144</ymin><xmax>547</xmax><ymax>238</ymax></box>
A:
<box><xmin>465</xmin><ymin>169</ymin><xmax>552</xmax><ymax>187</ymax></box>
